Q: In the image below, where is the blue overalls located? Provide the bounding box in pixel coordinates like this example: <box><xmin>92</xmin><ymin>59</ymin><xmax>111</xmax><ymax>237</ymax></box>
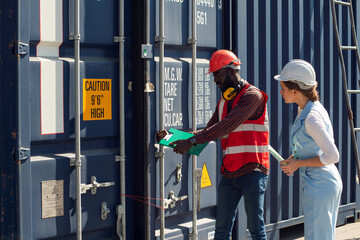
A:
<box><xmin>291</xmin><ymin>101</ymin><xmax>343</xmax><ymax>240</ymax></box>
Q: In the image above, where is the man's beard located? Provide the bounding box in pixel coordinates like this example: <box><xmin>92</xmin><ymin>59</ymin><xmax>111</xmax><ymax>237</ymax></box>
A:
<box><xmin>220</xmin><ymin>72</ymin><xmax>237</xmax><ymax>92</ymax></box>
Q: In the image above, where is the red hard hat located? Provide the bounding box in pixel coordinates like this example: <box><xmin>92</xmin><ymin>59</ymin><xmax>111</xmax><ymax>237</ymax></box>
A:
<box><xmin>207</xmin><ymin>49</ymin><xmax>241</xmax><ymax>74</ymax></box>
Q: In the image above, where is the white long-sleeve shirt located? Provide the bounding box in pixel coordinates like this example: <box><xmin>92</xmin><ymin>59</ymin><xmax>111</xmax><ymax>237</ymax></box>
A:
<box><xmin>301</xmin><ymin>109</ymin><xmax>340</xmax><ymax>165</ymax></box>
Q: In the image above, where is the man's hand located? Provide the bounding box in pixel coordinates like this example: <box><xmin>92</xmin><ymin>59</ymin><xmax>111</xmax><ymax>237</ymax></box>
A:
<box><xmin>155</xmin><ymin>129</ymin><xmax>169</xmax><ymax>142</ymax></box>
<box><xmin>170</xmin><ymin>139</ymin><xmax>193</xmax><ymax>155</ymax></box>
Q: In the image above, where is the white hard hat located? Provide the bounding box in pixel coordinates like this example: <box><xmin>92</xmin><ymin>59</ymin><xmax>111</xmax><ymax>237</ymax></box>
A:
<box><xmin>274</xmin><ymin>59</ymin><xmax>317</xmax><ymax>89</ymax></box>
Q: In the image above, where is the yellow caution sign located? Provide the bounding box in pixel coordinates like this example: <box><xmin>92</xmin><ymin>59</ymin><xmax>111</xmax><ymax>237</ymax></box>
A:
<box><xmin>201</xmin><ymin>163</ymin><xmax>212</xmax><ymax>188</ymax></box>
<box><xmin>83</xmin><ymin>79</ymin><xmax>112</xmax><ymax>121</ymax></box>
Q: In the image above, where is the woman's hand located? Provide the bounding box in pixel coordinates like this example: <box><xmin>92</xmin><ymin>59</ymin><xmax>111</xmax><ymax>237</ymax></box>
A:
<box><xmin>280</xmin><ymin>155</ymin><xmax>300</xmax><ymax>176</ymax></box>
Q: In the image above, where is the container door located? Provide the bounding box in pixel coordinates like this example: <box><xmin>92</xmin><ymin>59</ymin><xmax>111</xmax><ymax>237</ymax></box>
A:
<box><xmin>141</xmin><ymin>0</ymin><xmax>226</xmax><ymax>239</ymax></box>
<box><xmin>17</xmin><ymin>0</ymin><xmax>133</xmax><ymax>239</ymax></box>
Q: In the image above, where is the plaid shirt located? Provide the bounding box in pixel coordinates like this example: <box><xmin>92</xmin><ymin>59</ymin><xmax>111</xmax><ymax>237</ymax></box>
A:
<box><xmin>193</xmin><ymin>81</ymin><xmax>268</xmax><ymax>178</ymax></box>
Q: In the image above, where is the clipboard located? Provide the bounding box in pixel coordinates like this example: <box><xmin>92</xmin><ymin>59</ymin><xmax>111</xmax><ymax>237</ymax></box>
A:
<box><xmin>159</xmin><ymin>128</ymin><xmax>208</xmax><ymax>156</ymax></box>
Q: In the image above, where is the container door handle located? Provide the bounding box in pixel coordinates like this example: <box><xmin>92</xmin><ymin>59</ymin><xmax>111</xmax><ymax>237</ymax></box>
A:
<box><xmin>80</xmin><ymin>176</ymin><xmax>115</xmax><ymax>194</ymax></box>
<box><xmin>164</xmin><ymin>191</ymin><xmax>188</xmax><ymax>209</ymax></box>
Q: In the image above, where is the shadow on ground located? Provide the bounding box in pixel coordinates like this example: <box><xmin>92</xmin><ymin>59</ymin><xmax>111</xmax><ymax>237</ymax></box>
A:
<box><xmin>280</xmin><ymin>223</ymin><xmax>304</xmax><ymax>240</ymax></box>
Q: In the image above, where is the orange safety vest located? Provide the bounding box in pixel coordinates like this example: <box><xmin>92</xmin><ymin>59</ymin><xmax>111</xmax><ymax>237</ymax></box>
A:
<box><xmin>218</xmin><ymin>84</ymin><xmax>269</xmax><ymax>173</ymax></box>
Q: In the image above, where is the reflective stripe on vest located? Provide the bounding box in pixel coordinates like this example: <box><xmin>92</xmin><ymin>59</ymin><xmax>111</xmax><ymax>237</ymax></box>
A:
<box><xmin>223</xmin><ymin>145</ymin><xmax>269</xmax><ymax>155</ymax></box>
<box><xmin>221</xmin><ymin>120</ymin><xmax>270</xmax><ymax>139</ymax></box>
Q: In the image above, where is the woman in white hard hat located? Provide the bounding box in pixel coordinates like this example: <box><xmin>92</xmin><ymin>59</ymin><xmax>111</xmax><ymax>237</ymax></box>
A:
<box><xmin>274</xmin><ymin>59</ymin><xmax>343</xmax><ymax>239</ymax></box>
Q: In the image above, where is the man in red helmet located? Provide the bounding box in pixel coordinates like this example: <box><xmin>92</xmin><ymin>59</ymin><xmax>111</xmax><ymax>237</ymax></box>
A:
<box><xmin>157</xmin><ymin>49</ymin><xmax>269</xmax><ymax>240</ymax></box>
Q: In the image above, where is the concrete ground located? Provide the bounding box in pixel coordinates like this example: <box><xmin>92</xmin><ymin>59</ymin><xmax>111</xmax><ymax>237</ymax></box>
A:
<box><xmin>280</xmin><ymin>220</ymin><xmax>360</xmax><ymax>240</ymax></box>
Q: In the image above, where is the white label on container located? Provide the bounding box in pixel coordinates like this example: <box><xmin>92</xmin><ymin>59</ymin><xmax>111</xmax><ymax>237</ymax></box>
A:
<box><xmin>41</xmin><ymin>180</ymin><xmax>64</xmax><ymax>218</ymax></box>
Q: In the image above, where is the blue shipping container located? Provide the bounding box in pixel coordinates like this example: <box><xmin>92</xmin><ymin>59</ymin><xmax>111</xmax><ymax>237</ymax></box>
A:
<box><xmin>1</xmin><ymin>0</ymin><xmax>359</xmax><ymax>240</ymax></box>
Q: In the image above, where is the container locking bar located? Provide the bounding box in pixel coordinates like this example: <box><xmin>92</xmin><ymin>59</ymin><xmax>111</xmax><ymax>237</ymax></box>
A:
<box><xmin>163</xmin><ymin>191</ymin><xmax>187</xmax><ymax>209</ymax></box>
<box><xmin>14</xmin><ymin>42</ymin><xmax>29</xmax><ymax>56</ymax></box>
<box><xmin>15</xmin><ymin>147</ymin><xmax>30</xmax><ymax>162</ymax></box>
<box><xmin>80</xmin><ymin>176</ymin><xmax>115</xmax><ymax>194</ymax></box>
<box><xmin>195</xmin><ymin>169</ymin><xmax>202</xmax><ymax>212</ymax></box>
<box><xmin>116</xmin><ymin>205</ymin><xmax>125</xmax><ymax>239</ymax></box>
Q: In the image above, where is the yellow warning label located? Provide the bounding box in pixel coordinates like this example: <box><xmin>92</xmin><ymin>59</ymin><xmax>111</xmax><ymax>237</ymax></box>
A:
<box><xmin>201</xmin><ymin>163</ymin><xmax>212</xmax><ymax>188</ymax></box>
<box><xmin>83</xmin><ymin>79</ymin><xmax>112</xmax><ymax>121</ymax></box>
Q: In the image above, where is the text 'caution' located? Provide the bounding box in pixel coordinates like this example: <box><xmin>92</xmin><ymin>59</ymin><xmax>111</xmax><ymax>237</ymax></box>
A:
<box><xmin>83</xmin><ymin>79</ymin><xmax>112</xmax><ymax>121</ymax></box>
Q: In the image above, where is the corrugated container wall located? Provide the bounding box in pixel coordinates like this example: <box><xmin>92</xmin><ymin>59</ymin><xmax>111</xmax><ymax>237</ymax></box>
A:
<box><xmin>0</xmin><ymin>0</ymin><xmax>359</xmax><ymax>240</ymax></box>
<box><xmin>233</xmin><ymin>1</ymin><xmax>360</xmax><ymax>238</ymax></box>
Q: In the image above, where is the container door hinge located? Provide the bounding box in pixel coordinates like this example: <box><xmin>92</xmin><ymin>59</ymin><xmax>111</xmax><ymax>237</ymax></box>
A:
<box><xmin>14</xmin><ymin>147</ymin><xmax>30</xmax><ymax>162</ymax></box>
<box><xmin>14</xmin><ymin>42</ymin><xmax>29</xmax><ymax>56</ymax></box>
